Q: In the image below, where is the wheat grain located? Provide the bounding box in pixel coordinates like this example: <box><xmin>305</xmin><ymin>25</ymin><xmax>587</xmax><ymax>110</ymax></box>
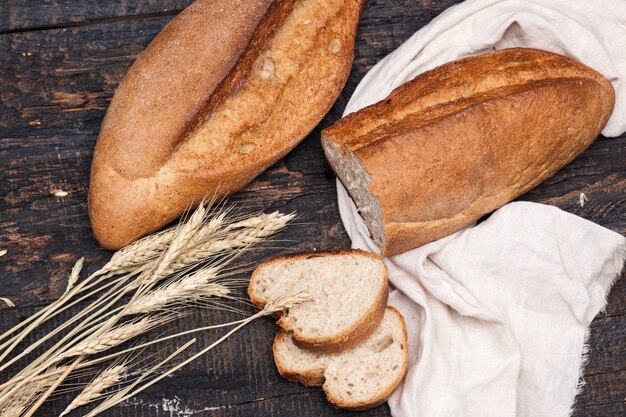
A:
<box><xmin>186</xmin><ymin>211</ymin><xmax>227</xmax><ymax>247</ymax></box>
<box><xmin>0</xmin><ymin>297</ymin><xmax>14</xmax><ymax>307</ymax></box>
<box><xmin>60</xmin><ymin>365</ymin><xmax>126</xmax><ymax>416</ymax></box>
<box><xmin>62</xmin><ymin>317</ymin><xmax>161</xmax><ymax>358</ymax></box>
<box><xmin>125</xmin><ymin>268</ymin><xmax>229</xmax><ymax>315</ymax></box>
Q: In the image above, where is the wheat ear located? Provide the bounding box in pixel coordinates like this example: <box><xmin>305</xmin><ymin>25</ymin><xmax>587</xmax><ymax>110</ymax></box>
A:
<box><xmin>154</xmin><ymin>204</ymin><xmax>207</xmax><ymax>274</ymax></box>
<box><xmin>65</xmin><ymin>257</ymin><xmax>84</xmax><ymax>293</ymax></box>
<box><xmin>62</xmin><ymin>317</ymin><xmax>164</xmax><ymax>358</ymax></box>
<box><xmin>85</xmin><ymin>292</ymin><xmax>310</xmax><ymax>417</ymax></box>
<box><xmin>0</xmin><ymin>365</ymin><xmax>65</xmax><ymax>416</ymax></box>
<box><xmin>125</xmin><ymin>268</ymin><xmax>229</xmax><ymax>315</ymax></box>
<box><xmin>163</xmin><ymin>212</ymin><xmax>294</xmax><ymax>275</ymax></box>
<box><xmin>102</xmin><ymin>229</ymin><xmax>177</xmax><ymax>276</ymax></box>
<box><xmin>60</xmin><ymin>365</ymin><xmax>127</xmax><ymax>416</ymax></box>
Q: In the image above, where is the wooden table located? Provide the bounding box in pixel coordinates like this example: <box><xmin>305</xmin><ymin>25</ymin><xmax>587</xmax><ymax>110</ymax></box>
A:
<box><xmin>1</xmin><ymin>1</ymin><xmax>624</xmax><ymax>416</ymax></box>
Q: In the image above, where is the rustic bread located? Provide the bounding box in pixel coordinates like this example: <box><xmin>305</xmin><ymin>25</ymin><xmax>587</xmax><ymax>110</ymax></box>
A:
<box><xmin>89</xmin><ymin>0</ymin><xmax>366</xmax><ymax>249</ymax></box>
<box><xmin>248</xmin><ymin>250</ymin><xmax>388</xmax><ymax>352</ymax></box>
<box><xmin>321</xmin><ymin>48</ymin><xmax>615</xmax><ymax>255</ymax></box>
<box><xmin>274</xmin><ymin>307</ymin><xmax>408</xmax><ymax>410</ymax></box>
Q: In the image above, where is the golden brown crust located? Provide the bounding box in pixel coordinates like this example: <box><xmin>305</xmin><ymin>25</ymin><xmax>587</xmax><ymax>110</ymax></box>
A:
<box><xmin>89</xmin><ymin>0</ymin><xmax>366</xmax><ymax>249</ymax></box>
<box><xmin>322</xmin><ymin>48</ymin><xmax>615</xmax><ymax>255</ymax></box>
<box><xmin>249</xmin><ymin>249</ymin><xmax>388</xmax><ymax>352</ymax></box>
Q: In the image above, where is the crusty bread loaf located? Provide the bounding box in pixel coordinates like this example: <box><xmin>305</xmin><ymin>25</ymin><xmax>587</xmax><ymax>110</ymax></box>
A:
<box><xmin>89</xmin><ymin>0</ymin><xmax>366</xmax><ymax>249</ymax></box>
<box><xmin>321</xmin><ymin>48</ymin><xmax>615</xmax><ymax>256</ymax></box>
<box><xmin>274</xmin><ymin>307</ymin><xmax>408</xmax><ymax>410</ymax></box>
<box><xmin>248</xmin><ymin>250</ymin><xmax>388</xmax><ymax>352</ymax></box>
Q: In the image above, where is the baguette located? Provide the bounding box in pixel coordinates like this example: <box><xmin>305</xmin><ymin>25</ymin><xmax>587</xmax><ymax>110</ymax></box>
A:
<box><xmin>274</xmin><ymin>307</ymin><xmax>408</xmax><ymax>410</ymax></box>
<box><xmin>248</xmin><ymin>250</ymin><xmax>388</xmax><ymax>352</ymax></box>
<box><xmin>89</xmin><ymin>0</ymin><xmax>366</xmax><ymax>249</ymax></box>
<box><xmin>321</xmin><ymin>48</ymin><xmax>615</xmax><ymax>255</ymax></box>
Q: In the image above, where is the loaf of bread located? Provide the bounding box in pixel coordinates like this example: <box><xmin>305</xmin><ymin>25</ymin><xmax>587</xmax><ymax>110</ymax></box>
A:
<box><xmin>274</xmin><ymin>307</ymin><xmax>408</xmax><ymax>410</ymax></box>
<box><xmin>248</xmin><ymin>250</ymin><xmax>388</xmax><ymax>352</ymax></box>
<box><xmin>322</xmin><ymin>48</ymin><xmax>615</xmax><ymax>255</ymax></box>
<box><xmin>89</xmin><ymin>0</ymin><xmax>366</xmax><ymax>249</ymax></box>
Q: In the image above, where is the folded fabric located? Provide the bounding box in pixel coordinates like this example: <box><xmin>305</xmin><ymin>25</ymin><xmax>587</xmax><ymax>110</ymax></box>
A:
<box><xmin>336</xmin><ymin>0</ymin><xmax>626</xmax><ymax>416</ymax></box>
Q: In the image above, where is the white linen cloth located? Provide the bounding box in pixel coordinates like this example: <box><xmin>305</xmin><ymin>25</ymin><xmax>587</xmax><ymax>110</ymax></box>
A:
<box><xmin>336</xmin><ymin>1</ymin><xmax>626</xmax><ymax>416</ymax></box>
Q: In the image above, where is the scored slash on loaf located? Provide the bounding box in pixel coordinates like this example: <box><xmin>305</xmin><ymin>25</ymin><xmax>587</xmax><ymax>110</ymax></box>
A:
<box><xmin>89</xmin><ymin>0</ymin><xmax>367</xmax><ymax>249</ymax></box>
<box><xmin>322</xmin><ymin>48</ymin><xmax>615</xmax><ymax>255</ymax></box>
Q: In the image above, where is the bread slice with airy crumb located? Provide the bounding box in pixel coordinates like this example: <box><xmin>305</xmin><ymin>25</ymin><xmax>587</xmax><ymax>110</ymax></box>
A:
<box><xmin>274</xmin><ymin>307</ymin><xmax>408</xmax><ymax>410</ymax></box>
<box><xmin>248</xmin><ymin>250</ymin><xmax>388</xmax><ymax>352</ymax></box>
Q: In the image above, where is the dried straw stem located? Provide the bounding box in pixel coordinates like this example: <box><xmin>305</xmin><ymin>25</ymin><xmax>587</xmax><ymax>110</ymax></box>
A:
<box><xmin>84</xmin><ymin>292</ymin><xmax>310</xmax><ymax>416</ymax></box>
<box><xmin>125</xmin><ymin>268</ymin><xmax>229</xmax><ymax>315</ymax></box>
<box><xmin>60</xmin><ymin>365</ymin><xmax>126</xmax><ymax>416</ymax></box>
<box><xmin>62</xmin><ymin>317</ymin><xmax>163</xmax><ymax>358</ymax></box>
<box><xmin>162</xmin><ymin>212</ymin><xmax>294</xmax><ymax>275</ymax></box>
<box><xmin>0</xmin><ymin>366</ymin><xmax>65</xmax><ymax>416</ymax></box>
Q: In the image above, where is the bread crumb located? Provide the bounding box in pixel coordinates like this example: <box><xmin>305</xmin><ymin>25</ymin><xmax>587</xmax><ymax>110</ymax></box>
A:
<box><xmin>237</xmin><ymin>142</ymin><xmax>256</xmax><ymax>154</ymax></box>
<box><xmin>52</xmin><ymin>189</ymin><xmax>69</xmax><ymax>198</ymax></box>
<box><xmin>28</xmin><ymin>120</ymin><xmax>42</xmax><ymax>127</ymax></box>
<box><xmin>579</xmin><ymin>192</ymin><xmax>589</xmax><ymax>208</ymax></box>
<box><xmin>259</xmin><ymin>57</ymin><xmax>275</xmax><ymax>80</ymax></box>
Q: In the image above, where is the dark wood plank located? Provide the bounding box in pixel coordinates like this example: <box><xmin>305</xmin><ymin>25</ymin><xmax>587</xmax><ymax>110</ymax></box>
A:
<box><xmin>0</xmin><ymin>0</ymin><xmax>623</xmax><ymax>416</ymax></box>
<box><xmin>0</xmin><ymin>1</ymin><xmax>193</xmax><ymax>33</ymax></box>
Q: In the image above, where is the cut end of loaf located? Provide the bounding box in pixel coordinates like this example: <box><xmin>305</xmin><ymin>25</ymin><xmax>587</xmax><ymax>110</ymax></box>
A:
<box><xmin>321</xmin><ymin>48</ymin><xmax>616</xmax><ymax>256</ymax></box>
<box><xmin>321</xmin><ymin>136</ymin><xmax>387</xmax><ymax>253</ymax></box>
<box><xmin>274</xmin><ymin>307</ymin><xmax>408</xmax><ymax>410</ymax></box>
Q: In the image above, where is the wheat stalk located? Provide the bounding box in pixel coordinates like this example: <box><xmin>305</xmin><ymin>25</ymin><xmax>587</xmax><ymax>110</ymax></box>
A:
<box><xmin>103</xmin><ymin>229</ymin><xmax>176</xmax><ymax>276</ymax></box>
<box><xmin>153</xmin><ymin>204</ymin><xmax>208</xmax><ymax>276</ymax></box>
<box><xmin>0</xmin><ymin>203</ymin><xmax>295</xmax><ymax>416</ymax></box>
<box><xmin>65</xmin><ymin>257</ymin><xmax>84</xmax><ymax>293</ymax></box>
<box><xmin>85</xmin><ymin>292</ymin><xmax>310</xmax><ymax>417</ymax></box>
<box><xmin>59</xmin><ymin>365</ymin><xmax>127</xmax><ymax>416</ymax></box>
<box><xmin>261</xmin><ymin>291</ymin><xmax>313</xmax><ymax>313</ymax></box>
<box><xmin>62</xmin><ymin>317</ymin><xmax>164</xmax><ymax>358</ymax></box>
<box><xmin>162</xmin><ymin>212</ymin><xmax>294</xmax><ymax>275</ymax></box>
<box><xmin>84</xmin><ymin>340</ymin><xmax>197</xmax><ymax>417</ymax></box>
<box><xmin>0</xmin><ymin>366</ymin><xmax>65</xmax><ymax>416</ymax></box>
<box><xmin>125</xmin><ymin>268</ymin><xmax>229</xmax><ymax>315</ymax></box>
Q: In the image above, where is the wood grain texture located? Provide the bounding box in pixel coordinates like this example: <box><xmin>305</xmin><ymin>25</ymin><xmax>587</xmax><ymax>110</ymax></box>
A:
<box><xmin>0</xmin><ymin>0</ymin><xmax>623</xmax><ymax>416</ymax></box>
<box><xmin>0</xmin><ymin>1</ymin><xmax>193</xmax><ymax>32</ymax></box>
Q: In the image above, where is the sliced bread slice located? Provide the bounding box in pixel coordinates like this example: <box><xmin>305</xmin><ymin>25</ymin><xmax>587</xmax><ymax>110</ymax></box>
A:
<box><xmin>273</xmin><ymin>307</ymin><xmax>408</xmax><ymax>410</ymax></box>
<box><xmin>248</xmin><ymin>249</ymin><xmax>388</xmax><ymax>351</ymax></box>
